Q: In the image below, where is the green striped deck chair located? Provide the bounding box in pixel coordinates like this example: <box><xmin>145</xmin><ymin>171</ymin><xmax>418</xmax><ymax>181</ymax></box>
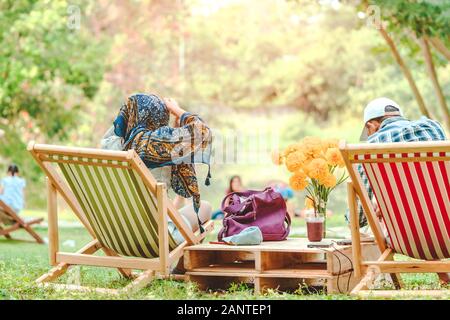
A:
<box><xmin>28</xmin><ymin>142</ymin><xmax>214</xmax><ymax>294</ymax></box>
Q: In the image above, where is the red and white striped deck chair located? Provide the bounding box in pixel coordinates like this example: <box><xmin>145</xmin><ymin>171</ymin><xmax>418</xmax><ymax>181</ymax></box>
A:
<box><xmin>339</xmin><ymin>140</ymin><xmax>450</xmax><ymax>298</ymax></box>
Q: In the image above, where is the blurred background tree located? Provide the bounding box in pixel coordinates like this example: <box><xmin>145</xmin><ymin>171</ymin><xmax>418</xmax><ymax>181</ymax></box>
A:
<box><xmin>0</xmin><ymin>0</ymin><xmax>107</xmax><ymax>206</ymax></box>
<box><xmin>366</xmin><ymin>0</ymin><xmax>450</xmax><ymax>130</ymax></box>
<box><xmin>0</xmin><ymin>0</ymin><xmax>448</xmax><ymax>214</ymax></box>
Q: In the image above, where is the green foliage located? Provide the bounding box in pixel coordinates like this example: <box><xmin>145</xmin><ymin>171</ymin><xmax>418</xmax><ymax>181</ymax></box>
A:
<box><xmin>371</xmin><ymin>0</ymin><xmax>450</xmax><ymax>38</ymax></box>
<box><xmin>0</xmin><ymin>0</ymin><xmax>107</xmax><ymax>207</ymax></box>
<box><xmin>366</xmin><ymin>0</ymin><xmax>449</xmax><ymax>70</ymax></box>
<box><xmin>367</xmin><ymin>0</ymin><xmax>450</xmax><ymax>126</ymax></box>
<box><xmin>136</xmin><ymin>1</ymin><xmax>384</xmax><ymax>120</ymax></box>
<box><xmin>0</xmin><ymin>0</ymin><xmax>107</xmax><ymax>137</ymax></box>
<box><xmin>100</xmin><ymin>0</ymin><xmax>448</xmax><ymax>123</ymax></box>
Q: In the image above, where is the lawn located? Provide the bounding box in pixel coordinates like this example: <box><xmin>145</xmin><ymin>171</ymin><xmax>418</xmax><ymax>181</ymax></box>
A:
<box><xmin>1</xmin><ymin>222</ymin><xmax>448</xmax><ymax>300</ymax></box>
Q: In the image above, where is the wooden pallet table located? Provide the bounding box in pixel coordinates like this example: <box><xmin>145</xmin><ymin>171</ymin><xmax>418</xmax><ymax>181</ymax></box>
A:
<box><xmin>184</xmin><ymin>238</ymin><xmax>380</xmax><ymax>294</ymax></box>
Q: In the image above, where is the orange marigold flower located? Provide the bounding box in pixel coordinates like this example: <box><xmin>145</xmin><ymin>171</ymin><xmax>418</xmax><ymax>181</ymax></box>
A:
<box><xmin>289</xmin><ymin>170</ymin><xmax>308</xmax><ymax>191</ymax></box>
<box><xmin>319</xmin><ymin>173</ymin><xmax>337</xmax><ymax>188</ymax></box>
<box><xmin>302</xmin><ymin>136</ymin><xmax>322</xmax><ymax>145</ymax></box>
<box><xmin>303</xmin><ymin>145</ymin><xmax>322</xmax><ymax>159</ymax></box>
<box><xmin>325</xmin><ymin>148</ymin><xmax>345</xmax><ymax>167</ymax></box>
<box><xmin>322</xmin><ymin>138</ymin><xmax>339</xmax><ymax>151</ymax></box>
<box><xmin>306</xmin><ymin>158</ymin><xmax>329</xmax><ymax>180</ymax></box>
<box><xmin>285</xmin><ymin>151</ymin><xmax>306</xmax><ymax>172</ymax></box>
<box><xmin>300</xmin><ymin>137</ymin><xmax>323</xmax><ymax>158</ymax></box>
<box><xmin>271</xmin><ymin>150</ymin><xmax>283</xmax><ymax>165</ymax></box>
<box><xmin>282</xmin><ymin>143</ymin><xmax>302</xmax><ymax>157</ymax></box>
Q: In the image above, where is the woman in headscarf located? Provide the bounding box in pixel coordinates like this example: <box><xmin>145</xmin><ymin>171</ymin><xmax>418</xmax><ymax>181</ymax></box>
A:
<box><xmin>101</xmin><ymin>93</ymin><xmax>212</xmax><ymax>244</ymax></box>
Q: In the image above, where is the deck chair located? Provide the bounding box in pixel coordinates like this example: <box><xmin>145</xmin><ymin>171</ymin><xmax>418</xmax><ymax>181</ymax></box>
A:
<box><xmin>0</xmin><ymin>199</ymin><xmax>44</xmax><ymax>243</ymax></box>
<box><xmin>28</xmin><ymin>142</ymin><xmax>214</xmax><ymax>294</ymax></box>
<box><xmin>340</xmin><ymin>140</ymin><xmax>450</xmax><ymax>298</ymax></box>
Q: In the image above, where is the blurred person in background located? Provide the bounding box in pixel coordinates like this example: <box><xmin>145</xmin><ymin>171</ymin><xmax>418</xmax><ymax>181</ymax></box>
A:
<box><xmin>0</xmin><ymin>164</ymin><xmax>26</xmax><ymax>216</ymax></box>
<box><xmin>211</xmin><ymin>175</ymin><xmax>246</xmax><ymax>220</ymax></box>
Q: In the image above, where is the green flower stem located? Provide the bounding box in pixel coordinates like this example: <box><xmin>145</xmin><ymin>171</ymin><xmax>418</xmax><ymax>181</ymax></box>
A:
<box><xmin>303</xmin><ymin>165</ymin><xmax>349</xmax><ymax>238</ymax></box>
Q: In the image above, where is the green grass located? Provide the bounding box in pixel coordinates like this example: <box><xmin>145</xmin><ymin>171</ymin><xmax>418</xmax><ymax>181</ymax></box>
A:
<box><xmin>21</xmin><ymin>209</ymin><xmax>78</xmax><ymax>222</ymax></box>
<box><xmin>1</xmin><ymin>226</ymin><xmax>448</xmax><ymax>300</ymax></box>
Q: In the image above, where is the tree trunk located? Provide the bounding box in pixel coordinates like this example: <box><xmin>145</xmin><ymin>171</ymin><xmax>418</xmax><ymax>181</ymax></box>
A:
<box><xmin>429</xmin><ymin>37</ymin><xmax>450</xmax><ymax>62</ymax></box>
<box><xmin>378</xmin><ymin>27</ymin><xmax>432</xmax><ymax>119</ymax></box>
<box><xmin>419</xmin><ymin>38</ymin><xmax>450</xmax><ymax>130</ymax></box>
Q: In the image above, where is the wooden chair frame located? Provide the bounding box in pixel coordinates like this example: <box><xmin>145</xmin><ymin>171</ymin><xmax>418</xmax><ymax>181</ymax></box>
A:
<box><xmin>0</xmin><ymin>200</ymin><xmax>44</xmax><ymax>244</ymax></box>
<box><xmin>340</xmin><ymin>140</ymin><xmax>450</xmax><ymax>298</ymax></box>
<box><xmin>28</xmin><ymin>142</ymin><xmax>214</xmax><ymax>295</ymax></box>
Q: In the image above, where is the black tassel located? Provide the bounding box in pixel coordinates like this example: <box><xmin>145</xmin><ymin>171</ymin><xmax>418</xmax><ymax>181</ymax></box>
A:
<box><xmin>205</xmin><ymin>166</ymin><xmax>212</xmax><ymax>186</ymax></box>
<box><xmin>198</xmin><ymin>216</ymin><xmax>205</xmax><ymax>233</ymax></box>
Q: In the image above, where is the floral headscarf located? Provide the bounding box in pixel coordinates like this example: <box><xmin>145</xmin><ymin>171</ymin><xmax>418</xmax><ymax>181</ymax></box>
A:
<box><xmin>113</xmin><ymin>94</ymin><xmax>212</xmax><ymax>231</ymax></box>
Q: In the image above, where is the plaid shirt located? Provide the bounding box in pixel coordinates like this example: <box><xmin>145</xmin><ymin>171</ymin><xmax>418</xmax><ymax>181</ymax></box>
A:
<box><xmin>352</xmin><ymin>116</ymin><xmax>447</xmax><ymax>227</ymax></box>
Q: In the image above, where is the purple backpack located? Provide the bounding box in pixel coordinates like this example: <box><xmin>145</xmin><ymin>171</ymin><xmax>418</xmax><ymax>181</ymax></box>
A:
<box><xmin>218</xmin><ymin>187</ymin><xmax>291</xmax><ymax>242</ymax></box>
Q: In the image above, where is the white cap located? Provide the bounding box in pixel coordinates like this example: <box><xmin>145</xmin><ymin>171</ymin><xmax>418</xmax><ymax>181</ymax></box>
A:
<box><xmin>360</xmin><ymin>97</ymin><xmax>403</xmax><ymax>141</ymax></box>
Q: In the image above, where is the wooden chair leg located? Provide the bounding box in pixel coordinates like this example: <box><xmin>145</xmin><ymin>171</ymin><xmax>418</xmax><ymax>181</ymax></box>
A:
<box><xmin>23</xmin><ymin>223</ymin><xmax>45</xmax><ymax>244</ymax></box>
<box><xmin>357</xmin><ymin>289</ymin><xmax>450</xmax><ymax>299</ymax></box>
<box><xmin>39</xmin><ymin>282</ymin><xmax>120</xmax><ymax>295</ymax></box>
<box><xmin>36</xmin><ymin>262</ymin><xmax>70</xmax><ymax>283</ymax></box>
<box><xmin>351</xmin><ymin>268</ymin><xmax>377</xmax><ymax>296</ymax></box>
<box><xmin>0</xmin><ymin>225</ymin><xmax>12</xmax><ymax>239</ymax></box>
<box><xmin>101</xmin><ymin>247</ymin><xmax>134</xmax><ymax>279</ymax></box>
<box><xmin>122</xmin><ymin>270</ymin><xmax>155</xmax><ymax>294</ymax></box>
<box><xmin>389</xmin><ymin>275</ymin><xmax>403</xmax><ymax>290</ymax></box>
<box><xmin>37</xmin><ymin>240</ymin><xmax>100</xmax><ymax>284</ymax></box>
<box><xmin>157</xmin><ymin>183</ymin><xmax>170</xmax><ymax>277</ymax></box>
<box><xmin>348</xmin><ymin>181</ymin><xmax>362</xmax><ymax>279</ymax></box>
<box><xmin>386</xmin><ymin>253</ymin><xmax>403</xmax><ymax>289</ymax></box>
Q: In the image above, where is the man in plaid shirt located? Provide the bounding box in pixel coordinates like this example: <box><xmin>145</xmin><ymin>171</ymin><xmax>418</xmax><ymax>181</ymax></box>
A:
<box><xmin>348</xmin><ymin>97</ymin><xmax>447</xmax><ymax>228</ymax></box>
<box><xmin>351</xmin><ymin>97</ymin><xmax>448</xmax><ymax>284</ymax></box>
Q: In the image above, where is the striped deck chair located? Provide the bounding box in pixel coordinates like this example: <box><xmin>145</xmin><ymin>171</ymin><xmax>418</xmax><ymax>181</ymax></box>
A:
<box><xmin>28</xmin><ymin>142</ymin><xmax>214</xmax><ymax>294</ymax></box>
<box><xmin>340</xmin><ymin>140</ymin><xmax>450</xmax><ymax>298</ymax></box>
<box><xmin>0</xmin><ymin>200</ymin><xmax>44</xmax><ymax>243</ymax></box>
